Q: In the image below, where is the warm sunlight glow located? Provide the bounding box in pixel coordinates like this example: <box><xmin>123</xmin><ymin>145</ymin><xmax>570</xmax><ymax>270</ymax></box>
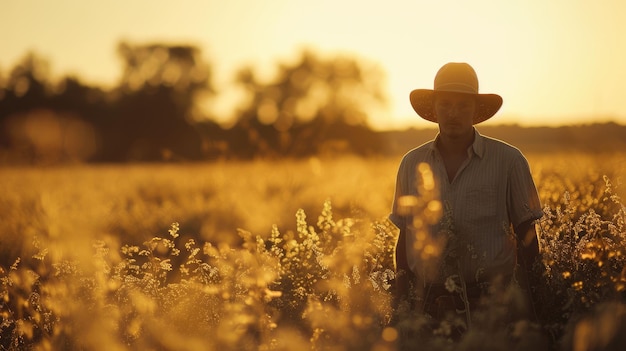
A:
<box><xmin>2</xmin><ymin>0</ymin><xmax>625</xmax><ymax>129</ymax></box>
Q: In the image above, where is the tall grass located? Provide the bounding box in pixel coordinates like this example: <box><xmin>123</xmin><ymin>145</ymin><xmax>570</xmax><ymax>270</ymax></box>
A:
<box><xmin>1</xmin><ymin>153</ymin><xmax>625</xmax><ymax>350</ymax></box>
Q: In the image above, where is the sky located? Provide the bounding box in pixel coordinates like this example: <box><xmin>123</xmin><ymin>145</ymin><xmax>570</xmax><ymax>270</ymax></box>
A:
<box><xmin>1</xmin><ymin>0</ymin><xmax>625</xmax><ymax>130</ymax></box>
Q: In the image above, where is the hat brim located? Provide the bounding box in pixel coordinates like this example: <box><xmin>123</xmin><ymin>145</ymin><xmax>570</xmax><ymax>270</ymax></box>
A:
<box><xmin>410</xmin><ymin>89</ymin><xmax>503</xmax><ymax>124</ymax></box>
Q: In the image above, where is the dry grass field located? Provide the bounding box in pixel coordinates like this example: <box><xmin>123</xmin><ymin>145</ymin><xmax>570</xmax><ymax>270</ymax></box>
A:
<box><xmin>0</xmin><ymin>156</ymin><xmax>398</xmax><ymax>260</ymax></box>
<box><xmin>1</xmin><ymin>152</ymin><xmax>625</xmax><ymax>350</ymax></box>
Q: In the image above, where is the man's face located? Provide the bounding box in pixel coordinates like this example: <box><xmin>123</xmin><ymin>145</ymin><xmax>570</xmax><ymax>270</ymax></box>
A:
<box><xmin>433</xmin><ymin>91</ymin><xmax>477</xmax><ymax>137</ymax></box>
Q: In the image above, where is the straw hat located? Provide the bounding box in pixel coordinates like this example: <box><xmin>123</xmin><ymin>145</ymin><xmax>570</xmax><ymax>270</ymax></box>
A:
<box><xmin>409</xmin><ymin>62</ymin><xmax>503</xmax><ymax>124</ymax></box>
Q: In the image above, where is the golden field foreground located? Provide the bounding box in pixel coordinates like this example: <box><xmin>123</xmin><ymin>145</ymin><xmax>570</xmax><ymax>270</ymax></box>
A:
<box><xmin>1</xmin><ymin>152</ymin><xmax>625</xmax><ymax>350</ymax></box>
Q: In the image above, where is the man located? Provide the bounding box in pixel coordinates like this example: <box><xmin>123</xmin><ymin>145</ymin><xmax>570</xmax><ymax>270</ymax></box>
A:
<box><xmin>389</xmin><ymin>62</ymin><xmax>543</xmax><ymax>320</ymax></box>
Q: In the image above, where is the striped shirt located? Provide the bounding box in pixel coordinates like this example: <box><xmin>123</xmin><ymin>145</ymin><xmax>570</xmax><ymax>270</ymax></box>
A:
<box><xmin>389</xmin><ymin>129</ymin><xmax>543</xmax><ymax>284</ymax></box>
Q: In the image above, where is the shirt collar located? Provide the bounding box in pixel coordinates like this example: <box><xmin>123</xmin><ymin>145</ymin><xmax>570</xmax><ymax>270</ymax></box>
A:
<box><xmin>430</xmin><ymin>128</ymin><xmax>485</xmax><ymax>159</ymax></box>
<box><xmin>473</xmin><ymin>129</ymin><xmax>485</xmax><ymax>158</ymax></box>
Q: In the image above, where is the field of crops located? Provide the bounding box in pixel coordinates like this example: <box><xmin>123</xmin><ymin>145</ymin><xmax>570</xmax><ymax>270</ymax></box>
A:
<box><xmin>1</xmin><ymin>152</ymin><xmax>625</xmax><ymax>350</ymax></box>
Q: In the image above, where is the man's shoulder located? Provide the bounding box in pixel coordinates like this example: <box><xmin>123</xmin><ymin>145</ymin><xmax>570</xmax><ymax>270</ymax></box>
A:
<box><xmin>402</xmin><ymin>140</ymin><xmax>435</xmax><ymax>159</ymax></box>
<box><xmin>481</xmin><ymin>135</ymin><xmax>525</xmax><ymax>158</ymax></box>
<box><xmin>395</xmin><ymin>141</ymin><xmax>435</xmax><ymax>172</ymax></box>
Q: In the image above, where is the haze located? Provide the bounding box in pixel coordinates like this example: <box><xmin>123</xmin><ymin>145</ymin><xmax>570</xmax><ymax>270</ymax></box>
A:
<box><xmin>2</xmin><ymin>0</ymin><xmax>625</xmax><ymax>129</ymax></box>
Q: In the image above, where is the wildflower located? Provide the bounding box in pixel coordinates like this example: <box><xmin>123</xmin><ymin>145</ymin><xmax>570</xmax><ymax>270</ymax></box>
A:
<box><xmin>445</xmin><ymin>275</ymin><xmax>459</xmax><ymax>293</ymax></box>
<box><xmin>160</xmin><ymin>259</ymin><xmax>172</xmax><ymax>271</ymax></box>
<box><xmin>343</xmin><ymin>274</ymin><xmax>351</xmax><ymax>288</ymax></box>
<box><xmin>168</xmin><ymin>222</ymin><xmax>180</xmax><ymax>238</ymax></box>
<box><xmin>352</xmin><ymin>265</ymin><xmax>361</xmax><ymax>284</ymax></box>
<box><xmin>562</xmin><ymin>271</ymin><xmax>571</xmax><ymax>279</ymax></box>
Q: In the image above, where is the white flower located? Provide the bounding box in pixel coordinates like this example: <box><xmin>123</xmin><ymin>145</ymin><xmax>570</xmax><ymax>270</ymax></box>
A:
<box><xmin>445</xmin><ymin>275</ymin><xmax>459</xmax><ymax>293</ymax></box>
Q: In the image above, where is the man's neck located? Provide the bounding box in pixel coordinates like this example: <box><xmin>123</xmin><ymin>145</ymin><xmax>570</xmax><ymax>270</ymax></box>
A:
<box><xmin>437</xmin><ymin>128</ymin><xmax>475</xmax><ymax>157</ymax></box>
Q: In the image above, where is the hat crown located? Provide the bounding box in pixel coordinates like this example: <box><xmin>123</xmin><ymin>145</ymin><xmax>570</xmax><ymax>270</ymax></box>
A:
<box><xmin>409</xmin><ymin>62</ymin><xmax>502</xmax><ymax>124</ymax></box>
<box><xmin>433</xmin><ymin>62</ymin><xmax>479</xmax><ymax>94</ymax></box>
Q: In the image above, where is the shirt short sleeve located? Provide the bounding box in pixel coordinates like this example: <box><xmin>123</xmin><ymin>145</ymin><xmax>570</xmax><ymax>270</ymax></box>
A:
<box><xmin>389</xmin><ymin>156</ymin><xmax>409</xmax><ymax>230</ymax></box>
<box><xmin>507</xmin><ymin>155</ymin><xmax>543</xmax><ymax>228</ymax></box>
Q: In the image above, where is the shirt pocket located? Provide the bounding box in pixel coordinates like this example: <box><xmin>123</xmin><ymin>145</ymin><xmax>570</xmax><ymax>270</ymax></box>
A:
<box><xmin>465</xmin><ymin>186</ymin><xmax>497</xmax><ymax>221</ymax></box>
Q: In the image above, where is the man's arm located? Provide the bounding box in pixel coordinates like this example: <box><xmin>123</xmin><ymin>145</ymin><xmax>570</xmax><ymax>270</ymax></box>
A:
<box><xmin>515</xmin><ymin>219</ymin><xmax>540</xmax><ymax>269</ymax></box>
<box><xmin>515</xmin><ymin>219</ymin><xmax>544</xmax><ymax>320</ymax></box>
<box><xmin>394</xmin><ymin>228</ymin><xmax>421</xmax><ymax>311</ymax></box>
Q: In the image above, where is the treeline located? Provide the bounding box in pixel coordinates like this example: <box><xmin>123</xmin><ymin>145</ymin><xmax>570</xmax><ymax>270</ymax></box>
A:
<box><xmin>380</xmin><ymin>123</ymin><xmax>626</xmax><ymax>156</ymax></box>
<box><xmin>2</xmin><ymin>42</ymin><xmax>624</xmax><ymax>165</ymax></box>
<box><xmin>0</xmin><ymin>42</ymin><xmax>387</xmax><ymax>164</ymax></box>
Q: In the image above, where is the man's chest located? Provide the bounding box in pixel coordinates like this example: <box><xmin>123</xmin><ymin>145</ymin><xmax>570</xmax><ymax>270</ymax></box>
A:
<box><xmin>441</xmin><ymin>154</ymin><xmax>469</xmax><ymax>183</ymax></box>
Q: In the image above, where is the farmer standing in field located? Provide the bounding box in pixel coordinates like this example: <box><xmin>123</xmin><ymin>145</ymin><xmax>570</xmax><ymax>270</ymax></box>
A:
<box><xmin>389</xmin><ymin>62</ymin><xmax>544</xmax><ymax>325</ymax></box>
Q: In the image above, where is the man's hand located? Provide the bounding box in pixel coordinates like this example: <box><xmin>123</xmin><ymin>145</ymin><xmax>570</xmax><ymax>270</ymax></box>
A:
<box><xmin>515</xmin><ymin>219</ymin><xmax>545</xmax><ymax>321</ymax></box>
<box><xmin>394</xmin><ymin>228</ymin><xmax>423</xmax><ymax>311</ymax></box>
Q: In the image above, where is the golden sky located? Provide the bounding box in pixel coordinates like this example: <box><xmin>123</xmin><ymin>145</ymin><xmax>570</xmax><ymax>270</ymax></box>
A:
<box><xmin>1</xmin><ymin>0</ymin><xmax>625</xmax><ymax>129</ymax></box>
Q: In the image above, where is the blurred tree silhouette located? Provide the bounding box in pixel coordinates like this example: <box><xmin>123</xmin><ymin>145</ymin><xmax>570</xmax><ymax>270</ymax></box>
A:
<box><xmin>0</xmin><ymin>44</ymin><xmax>392</xmax><ymax>163</ymax></box>
<box><xmin>108</xmin><ymin>42</ymin><xmax>215</xmax><ymax>161</ymax></box>
<box><xmin>231</xmin><ymin>49</ymin><xmax>386</xmax><ymax>157</ymax></box>
<box><xmin>0</xmin><ymin>52</ymin><xmax>103</xmax><ymax>162</ymax></box>
<box><xmin>0</xmin><ymin>44</ymin><xmax>217</xmax><ymax>163</ymax></box>
<box><xmin>116</xmin><ymin>41</ymin><xmax>214</xmax><ymax>114</ymax></box>
<box><xmin>5</xmin><ymin>52</ymin><xmax>49</xmax><ymax>100</ymax></box>
<box><xmin>0</xmin><ymin>52</ymin><xmax>50</xmax><ymax>125</ymax></box>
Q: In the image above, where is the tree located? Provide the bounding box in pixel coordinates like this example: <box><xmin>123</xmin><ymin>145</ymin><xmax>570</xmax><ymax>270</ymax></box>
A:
<box><xmin>109</xmin><ymin>42</ymin><xmax>216</xmax><ymax>161</ymax></box>
<box><xmin>237</xmin><ymin>49</ymin><xmax>386</xmax><ymax>128</ymax></box>
<box><xmin>0</xmin><ymin>52</ymin><xmax>51</xmax><ymax>125</ymax></box>
<box><xmin>233</xmin><ymin>49</ymin><xmax>387</xmax><ymax>156</ymax></box>
<box><xmin>116</xmin><ymin>41</ymin><xmax>215</xmax><ymax>121</ymax></box>
<box><xmin>0</xmin><ymin>52</ymin><xmax>54</xmax><ymax>160</ymax></box>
